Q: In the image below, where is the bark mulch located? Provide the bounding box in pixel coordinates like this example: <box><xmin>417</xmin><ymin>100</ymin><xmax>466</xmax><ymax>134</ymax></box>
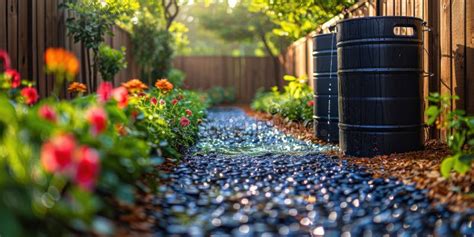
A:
<box><xmin>243</xmin><ymin>106</ymin><xmax>474</xmax><ymax>212</ymax></box>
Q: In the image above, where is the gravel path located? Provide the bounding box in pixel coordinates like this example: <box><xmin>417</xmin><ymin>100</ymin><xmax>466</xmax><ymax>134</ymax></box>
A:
<box><xmin>152</xmin><ymin>108</ymin><xmax>473</xmax><ymax>236</ymax></box>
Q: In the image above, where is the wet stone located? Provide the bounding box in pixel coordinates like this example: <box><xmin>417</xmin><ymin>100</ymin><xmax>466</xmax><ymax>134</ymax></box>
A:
<box><xmin>152</xmin><ymin>108</ymin><xmax>474</xmax><ymax>236</ymax></box>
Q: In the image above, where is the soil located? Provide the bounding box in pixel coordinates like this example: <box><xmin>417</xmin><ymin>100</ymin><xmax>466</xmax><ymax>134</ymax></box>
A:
<box><xmin>243</xmin><ymin>106</ymin><xmax>474</xmax><ymax>212</ymax></box>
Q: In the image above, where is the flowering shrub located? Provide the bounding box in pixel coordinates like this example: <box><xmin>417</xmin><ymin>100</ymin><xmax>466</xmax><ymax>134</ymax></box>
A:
<box><xmin>0</xmin><ymin>49</ymin><xmax>207</xmax><ymax>236</ymax></box>
<box><xmin>251</xmin><ymin>75</ymin><xmax>313</xmax><ymax>123</ymax></box>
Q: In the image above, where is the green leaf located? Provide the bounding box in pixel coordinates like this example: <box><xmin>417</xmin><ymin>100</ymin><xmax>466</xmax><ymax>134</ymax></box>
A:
<box><xmin>283</xmin><ymin>75</ymin><xmax>296</xmax><ymax>81</ymax></box>
<box><xmin>440</xmin><ymin>156</ymin><xmax>456</xmax><ymax>178</ymax></box>
<box><xmin>425</xmin><ymin>106</ymin><xmax>440</xmax><ymax>125</ymax></box>
<box><xmin>0</xmin><ymin>208</ymin><xmax>22</xmax><ymax>237</ymax></box>
<box><xmin>453</xmin><ymin>157</ymin><xmax>471</xmax><ymax>175</ymax></box>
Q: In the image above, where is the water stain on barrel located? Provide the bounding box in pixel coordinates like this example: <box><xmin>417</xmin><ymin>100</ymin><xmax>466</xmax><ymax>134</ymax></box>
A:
<box><xmin>336</xmin><ymin>16</ymin><xmax>424</xmax><ymax>157</ymax></box>
<box><xmin>313</xmin><ymin>33</ymin><xmax>339</xmax><ymax>142</ymax></box>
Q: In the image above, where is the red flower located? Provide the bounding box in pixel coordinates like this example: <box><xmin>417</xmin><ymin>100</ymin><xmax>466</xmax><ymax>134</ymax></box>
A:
<box><xmin>97</xmin><ymin>82</ymin><xmax>113</xmax><ymax>103</ymax></box>
<box><xmin>5</xmin><ymin>69</ymin><xmax>20</xmax><ymax>88</ymax></box>
<box><xmin>159</xmin><ymin>99</ymin><xmax>166</xmax><ymax>105</ymax></box>
<box><xmin>112</xmin><ymin>86</ymin><xmax>128</xmax><ymax>109</ymax></box>
<box><xmin>180</xmin><ymin>116</ymin><xmax>190</xmax><ymax>127</ymax></box>
<box><xmin>130</xmin><ymin>109</ymin><xmax>139</xmax><ymax>121</ymax></box>
<box><xmin>171</xmin><ymin>99</ymin><xmax>178</xmax><ymax>105</ymax></box>
<box><xmin>86</xmin><ymin>106</ymin><xmax>108</xmax><ymax>136</ymax></box>
<box><xmin>41</xmin><ymin>134</ymin><xmax>77</xmax><ymax>173</ymax></box>
<box><xmin>115</xmin><ymin>123</ymin><xmax>127</xmax><ymax>136</ymax></box>
<box><xmin>74</xmin><ymin>146</ymin><xmax>100</xmax><ymax>191</ymax></box>
<box><xmin>39</xmin><ymin>105</ymin><xmax>57</xmax><ymax>122</ymax></box>
<box><xmin>307</xmin><ymin>100</ymin><xmax>315</xmax><ymax>107</ymax></box>
<box><xmin>150</xmin><ymin>97</ymin><xmax>158</xmax><ymax>105</ymax></box>
<box><xmin>0</xmin><ymin>50</ymin><xmax>11</xmax><ymax>69</ymax></box>
<box><xmin>185</xmin><ymin>109</ymin><xmax>192</xmax><ymax>117</ymax></box>
<box><xmin>21</xmin><ymin>87</ymin><xmax>39</xmax><ymax>105</ymax></box>
<box><xmin>176</xmin><ymin>94</ymin><xmax>184</xmax><ymax>101</ymax></box>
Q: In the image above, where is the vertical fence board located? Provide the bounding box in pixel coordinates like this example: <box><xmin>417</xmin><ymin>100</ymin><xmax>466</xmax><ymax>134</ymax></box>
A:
<box><xmin>466</xmin><ymin>0</ymin><xmax>474</xmax><ymax>114</ymax></box>
<box><xmin>451</xmin><ymin>0</ymin><xmax>466</xmax><ymax>110</ymax></box>
<box><xmin>0</xmin><ymin>0</ymin><xmax>7</xmax><ymax>51</ymax></box>
<box><xmin>18</xmin><ymin>0</ymin><xmax>28</xmax><ymax>81</ymax></box>
<box><xmin>439</xmin><ymin>0</ymin><xmax>452</xmax><ymax>139</ymax></box>
<box><xmin>7</xmin><ymin>0</ymin><xmax>17</xmax><ymax>70</ymax></box>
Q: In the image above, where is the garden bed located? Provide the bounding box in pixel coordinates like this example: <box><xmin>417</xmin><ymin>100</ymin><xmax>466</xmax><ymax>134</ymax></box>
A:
<box><xmin>243</xmin><ymin>106</ymin><xmax>474</xmax><ymax>212</ymax></box>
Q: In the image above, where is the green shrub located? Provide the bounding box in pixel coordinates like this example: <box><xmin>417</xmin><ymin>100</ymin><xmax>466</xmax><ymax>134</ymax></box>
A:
<box><xmin>426</xmin><ymin>92</ymin><xmax>474</xmax><ymax>177</ymax></box>
<box><xmin>251</xmin><ymin>75</ymin><xmax>313</xmax><ymax>123</ymax></box>
<box><xmin>206</xmin><ymin>86</ymin><xmax>236</xmax><ymax>106</ymax></box>
<box><xmin>167</xmin><ymin>68</ymin><xmax>186</xmax><ymax>88</ymax></box>
<box><xmin>132</xmin><ymin>21</ymin><xmax>174</xmax><ymax>84</ymax></box>
<box><xmin>97</xmin><ymin>44</ymin><xmax>127</xmax><ymax>81</ymax></box>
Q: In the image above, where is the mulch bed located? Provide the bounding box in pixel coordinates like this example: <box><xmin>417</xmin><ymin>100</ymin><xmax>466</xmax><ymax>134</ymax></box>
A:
<box><xmin>115</xmin><ymin>158</ymin><xmax>178</xmax><ymax>236</ymax></box>
<box><xmin>243</xmin><ymin>106</ymin><xmax>474</xmax><ymax>212</ymax></box>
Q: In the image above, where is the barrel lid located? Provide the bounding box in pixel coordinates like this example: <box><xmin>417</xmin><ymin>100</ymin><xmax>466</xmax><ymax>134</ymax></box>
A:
<box><xmin>336</xmin><ymin>16</ymin><xmax>423</xmax><ymax>25</ymax></box>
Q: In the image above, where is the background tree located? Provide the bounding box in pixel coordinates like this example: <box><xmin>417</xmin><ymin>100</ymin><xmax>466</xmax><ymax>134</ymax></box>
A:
<box><xmin>63</xmin><ymin>0</ymin><xmax>138</xmax><ymax>86</ymax></box>
<box><xmin>250</xmin><ymin>0</ymin><xmax>354</xmax><ymax>40</ymax></box>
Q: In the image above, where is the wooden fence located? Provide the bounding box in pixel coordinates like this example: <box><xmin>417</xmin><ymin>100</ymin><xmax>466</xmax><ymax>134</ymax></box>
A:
<box><xmin>173</xmin><ymin>56</ymin><xmax>283</xmax><ymax>102</ymax></box>
<box><xmin>0</xmin><ymin>0</ymin><xmax>140</xmax><ymax>98</ymax></box>
<box><xmin>283</xmin><ymin>0</ymin><xmax>474</xmax><ymax>139</ymax></box>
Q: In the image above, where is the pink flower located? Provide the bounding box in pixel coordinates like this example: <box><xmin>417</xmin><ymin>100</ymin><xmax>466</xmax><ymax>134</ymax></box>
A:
<box><xmin>0</xmin><ymin>50</ymin><xmax>11</xmax><ymax>69</ymax></box>
<box><xmin>97</xmin><ymin>82</ymin><xmax>113</xmax><ymax>103</ymax></box>
<box><xmin>185</xmin><ymin>109</ymin><xmax>192</xmax><ymax>117</ymax></box>
<box><xmin>180</xmin><ymin>116</ymin><xmax>190</xmax><ymax>127</ymax></box>
<box><xmin>150</xmin><ymin>97</ymin><xmax>158</xmax><ymax>105</ymax></box>
<box><xmin>21</xmin><ymin>87</ymin><xmax>39</xmax><ymax>105</ymax></box>
<box><xmin>159</xmin><ymin>99</ymin><xmax>166</xmax><ymax>105</ymax></box>
<box><xmin>39</xmin><ymin>105</ymin><xmax>57</xmax><ymax>122</ymax></box>
<box><xmin>86</xmin><ymin>106</ymin><xmax>108</xmax><ymax>136</ymax></box>
<box><xmin>41</xmin><ymin>134</ymin><xmax>77</xmax><ymax>173</ymax></box>
<box><xmin>74</xmin><ymin>146</ymin><xmax>100</xmax><ymax>191</ymax></box>
<box><xmin>307</xmin><ymin>100</ymin><xmax>315</xmax><ymax>107</ymax></box>
<box><xmin>171</xmin><ymin>99</ymin><xmax>178</xmax><ymax>105</ymax></box>
<box><xmin>5</xmin><ymin>69</ymin><xmax>20</xmax><ymax>88</ymax></box>
<box><xmin>112</xmin><ymin>86</ymin><xmax>128</xmax><ymax>109</ymax></box>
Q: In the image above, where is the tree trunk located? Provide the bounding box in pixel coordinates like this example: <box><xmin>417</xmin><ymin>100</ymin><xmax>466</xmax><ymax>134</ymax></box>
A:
<box><xmin>258</xmin><ymin>32</ymin><xmax>282</xmax><ymax>88</ymax></box>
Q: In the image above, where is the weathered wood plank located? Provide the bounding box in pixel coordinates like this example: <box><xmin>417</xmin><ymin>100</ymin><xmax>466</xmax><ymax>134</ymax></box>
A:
<box><xmin>451</xmin><ymin>0</ymin><xmax>466</xmax><ymax>110</ymax></box>
<box><xmin>0</xmin><ymin>0</ymin><xmax>7</xmax><ymax>51</ymax></box>
<box><xmin>439</xmin><ymin>0</ymin><xmax>452</xmax><ymax>139</ymax></box>
<box><xmin>18</xmin><ymin>0</ymin><xmax>28</xmax><ymax>79</ymax></box>
<box><xmin>7</xmin><ymin>0</ymin><xmax>17</xmax><ymax>69</ymax></box>
<box><xmin>466</xmin><ymin>0</ymin><xmax>474</xmax><ymax>114</ymax></box>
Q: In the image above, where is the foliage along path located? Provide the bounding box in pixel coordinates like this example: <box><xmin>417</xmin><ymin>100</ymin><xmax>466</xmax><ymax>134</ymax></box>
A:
<box><xmin>152</xmin><ymin>108</ymin><xmax>473</xmax><ymax>236</ymax></box>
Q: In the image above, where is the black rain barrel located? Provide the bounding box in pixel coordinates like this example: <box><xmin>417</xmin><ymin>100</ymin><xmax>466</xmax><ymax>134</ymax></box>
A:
<box><xmin>336</xmin><ymin>16</ymin><xmax>424</xmax><ymax>157</ymax></box>
<box><xmin>313</xmin><ymin>33</ymin><xmax>339</xmax><ymax>142</ymax></box>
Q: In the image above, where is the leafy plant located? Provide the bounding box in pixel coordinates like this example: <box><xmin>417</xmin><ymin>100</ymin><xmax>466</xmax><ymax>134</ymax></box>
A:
<box><xmin>426</xmin><ymin>93</ymin><xmax>474</xmax><ymax>177</ymax></box>
<box><xmin>251</xmin><ymin>75</ymin><xmax>313</xmax><ymax>123</ymax></box>
<box><xmin>97</xmin><ymin>44</ymin><xmax>127</xmax><ymax>81</ymax></box>
<box><xmin>206</xmin><ymin>86</ymin><xmax>236</xmax><ymax>106</ymax></box>
<box><xmin>63</xmin><ymin>0</ymin><xmax>137</xmax><ymax>81</ymax></box>
<box><xmin>167</xmin><ymin>68</ymin><xmax>186</xmax><ymax>88</ymax></box>
<box><xmin>131</xmin><ymin>21</ymin><xmax>174</xmax><ymax>84</ymax></box>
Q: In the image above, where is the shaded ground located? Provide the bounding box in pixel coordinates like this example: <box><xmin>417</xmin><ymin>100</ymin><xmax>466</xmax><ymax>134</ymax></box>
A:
<box><xmin>146</xmin><ymin>108</ymin><xmax>473</xmax><ymax>236</ymax></box>
<box><xmin>245</xmin><ymin>107</ymin><xmax>474</xmax><ymax>212</ymax></box>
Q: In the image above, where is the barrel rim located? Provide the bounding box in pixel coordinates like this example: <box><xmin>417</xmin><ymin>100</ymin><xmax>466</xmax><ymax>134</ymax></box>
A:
<box><xmin>336</xmin><ymin>16</ymin><xmax>424</xmax><ymax>24</ymax></box>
